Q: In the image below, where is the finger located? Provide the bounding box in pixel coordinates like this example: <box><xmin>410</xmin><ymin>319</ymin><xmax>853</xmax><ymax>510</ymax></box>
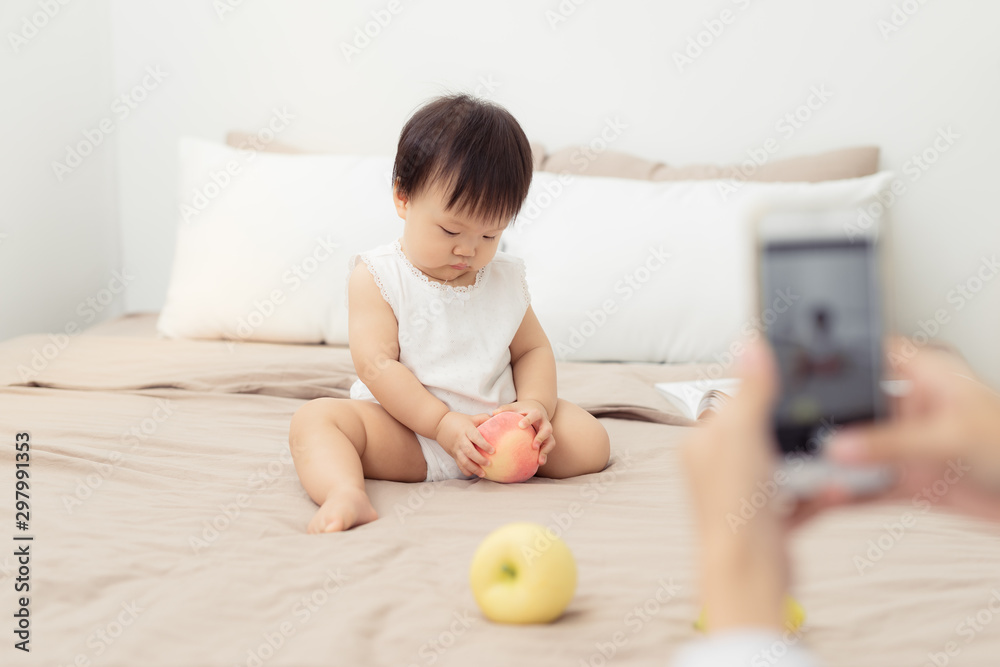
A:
<box><xmin>884</xmin><ymin>336</ymin><xmax>912</xmax><ymax>373</ymax></box>
<box><xmin>538</xmin><ymin>437</ymin><xmax>556</xmax><ymax>464</ymax></box>
<box><xmin>464</xmin><ymin>440</ymin><xmax>492</xmax><ymax>468</ymax></box>
<box><xmin>458</xmin><ymin>452</ymin><xmax>485</xmax><ymax>478</ymax></box>
<box><xmin>783</xmin><ymin>485</ymin><xmax>853</xmax><ymax>529</ymax></box>
<box><xmin>467</xmin><ymin>428</ymin><xmax>495</xmax><ymax>455</ymax></box>
<box><xmin>532</xmin><ymin>424</ymin><xmax>551</xmax><ymax>449</ymax></box>
<box><xmin>730</xmin><ymin>338</ymin><xmax>779</xmax><ymax>424</ymax></box>
<box><xmin>827</xmin><ymin>418</ymin><xmax>954</xmax><ymax>464</ymax></box>
<box><xmin>492</xmin><ymin>404</ymin><xmax>514</xmax><ymax>415</ymax></box>
<box><xmin>471</xmin><ymin>413</ymin><xmax>492</xmax><ymax>427</ymax></box>
<box><xmin>537</xmin><ymin>441</ymin><xmax>555</xmax><ymax>465</ymax></box>
<box><xmin>517</xmin><ymin>411</ymin><xmax>538</xmax><ymax>429</ymax></box>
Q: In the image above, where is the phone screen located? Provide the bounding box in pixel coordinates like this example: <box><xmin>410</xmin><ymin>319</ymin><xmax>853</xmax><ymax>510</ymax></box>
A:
<box><xmin>760</xmin><ymin>238</ymin><xmax>885</xmax><ymax>456</ymax></box>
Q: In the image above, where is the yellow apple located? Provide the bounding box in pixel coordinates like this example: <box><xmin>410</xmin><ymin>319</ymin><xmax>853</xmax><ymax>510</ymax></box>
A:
<box><xmin>469</xmin><ymin>522</ymin><xmax>577</xmax><ymax>624</ymax></box>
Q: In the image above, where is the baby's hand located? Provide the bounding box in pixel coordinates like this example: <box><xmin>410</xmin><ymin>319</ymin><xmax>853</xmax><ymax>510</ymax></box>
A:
<box><xmin>492</xmin><ymin>400</ymin><xmax>555</xmax><ymax>466</ymax></box>
<box><xmin>434</xmin><ymin>411</ymin><xmax>495</xmax><ymax>478</ymax></box>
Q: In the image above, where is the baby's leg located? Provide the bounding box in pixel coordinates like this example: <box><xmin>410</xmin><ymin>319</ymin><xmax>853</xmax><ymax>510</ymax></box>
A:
<box><xmin>288</xmin><ymin>397</ymin><xmax>427</xmax><ymax>533</ymax></box>
<box><xmin>536</xmin><ymin>399</ymin><xmax>611</xmax><ymax>479</ymax></box>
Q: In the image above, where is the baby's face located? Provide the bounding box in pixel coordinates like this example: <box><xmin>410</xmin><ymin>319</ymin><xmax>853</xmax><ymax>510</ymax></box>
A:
<box><xmin>394</xmin><ymin>178</ymin><xmax>506</xmax><ymax>284</ymax></box>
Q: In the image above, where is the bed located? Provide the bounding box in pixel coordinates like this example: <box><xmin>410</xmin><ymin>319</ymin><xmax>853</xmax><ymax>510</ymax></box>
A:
<box><xmin>3</xmin><ymin>312</ymin><xmax>1000</xmax><ymax>667</ymax></box>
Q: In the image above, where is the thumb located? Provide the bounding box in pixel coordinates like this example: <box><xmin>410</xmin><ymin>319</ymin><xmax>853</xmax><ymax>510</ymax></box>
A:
<box><xmin>491</xmin><ymin>404</ymin><xmax>512</xmax><ymax>415</ymax></box>
<box><xmin>471</xmin><ymin>413</ymin><xmax>493</xmax><ymax>427</ymax></box>
<box><xmin>827</xmin><ymin>418</ymin><xmax>952</xmax><ymax>465</ymax></box>
<box><xmin>732</xmin><ymin>338</ymin><xmax>779</xmax><ymax>421</ymax></box>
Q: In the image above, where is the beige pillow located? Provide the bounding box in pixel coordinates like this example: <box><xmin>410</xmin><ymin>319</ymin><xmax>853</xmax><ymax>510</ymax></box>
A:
<box><xmin>225</xmin><ymin>132</ymin><xmax>547</xmax><ymax>171</ymax></box>
<box><xmin>539</xmin><ymin>145</ymin><xmax>879</xmax><ymax>182</ymax></box>
<box><xmin>224</xmin><ymin>132</ymin><xmax>877</xmax><ymax>183</ymax></box>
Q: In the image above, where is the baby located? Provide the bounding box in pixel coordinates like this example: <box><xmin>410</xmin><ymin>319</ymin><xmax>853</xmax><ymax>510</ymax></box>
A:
<box><xmin>288</xmin><ymin>93</ymin><xmax>611</xmax><ymax>533</ymax></box>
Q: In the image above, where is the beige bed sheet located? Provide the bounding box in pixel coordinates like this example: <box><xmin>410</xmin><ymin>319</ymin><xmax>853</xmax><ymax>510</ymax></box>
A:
<box><xmin>1</xmin><ymin>314</ymin><xmax>998</xmax><ymax>667</ymax></box>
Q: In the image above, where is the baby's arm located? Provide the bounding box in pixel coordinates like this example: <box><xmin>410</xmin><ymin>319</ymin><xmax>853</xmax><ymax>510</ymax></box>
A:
<box><xmin>348</xmin><ymin>264</ymin><xmax>447</xmax><ymax>438</ymax></box>
<box><xmin>348</xmin><ymin>264</ymin><xmax>494</xmax><ymax>474</ymax></box>
<box><xmin>507</xmin><ymin>306</ymin><xmax>558</xmax><ymax>418</ymax></box>
<box><xmin>492</xmin><ymin>305</ymin><xmax>559</xmax><ymax>462</ymax></box>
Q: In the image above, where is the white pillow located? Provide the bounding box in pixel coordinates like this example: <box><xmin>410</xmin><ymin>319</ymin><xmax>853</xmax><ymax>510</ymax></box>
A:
<box><xmin>501</xmin><ymin>171</ymin><xmax>896</xmax><ymax>363</ymax></box>
<box><xmin>158</xmin><ymin>137</ymin><xmax>399</xmax><ymax>345</ymax></box>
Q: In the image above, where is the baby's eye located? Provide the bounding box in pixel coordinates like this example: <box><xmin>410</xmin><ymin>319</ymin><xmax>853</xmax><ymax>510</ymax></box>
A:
<box><xmin>441</xmin><ymin>228</ymin><xmax>458</xmax><ymax>236</ymax></box>
<box><xmin>484</xmin><ymin>235</ymin><xmax>496</xmax><ymax>241</ymax></box>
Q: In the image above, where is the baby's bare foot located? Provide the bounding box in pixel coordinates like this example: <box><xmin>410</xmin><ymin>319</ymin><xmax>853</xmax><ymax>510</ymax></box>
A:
<box><xmin>307</xmin><ymin>487</ymin><xmax>378</xmax><ymax>534</ymax></box>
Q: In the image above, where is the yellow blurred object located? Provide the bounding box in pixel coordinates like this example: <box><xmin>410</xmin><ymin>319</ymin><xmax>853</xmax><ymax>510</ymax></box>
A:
<box><xmin>694</xmin><ymin>595</ymin><xmax>805</xmax><ymax>633</ymax></box>
<box><xmin>469</xmin><ymin>522</ymin><xmax>577</xmax><ymax>624</ymax></box>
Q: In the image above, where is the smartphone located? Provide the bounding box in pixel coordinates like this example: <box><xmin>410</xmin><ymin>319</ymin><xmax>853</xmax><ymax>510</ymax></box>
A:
<box><xmin>755</xmin><ymin>209</ymin><xmax>895</xmax><ymax>498</ymax></box>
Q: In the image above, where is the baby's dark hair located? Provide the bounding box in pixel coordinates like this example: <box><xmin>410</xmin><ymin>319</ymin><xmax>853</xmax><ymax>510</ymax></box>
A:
<box><xmin>392</xmin><ymin>93</ymin><xmax>533</xmax><ymax>227</ymax></box>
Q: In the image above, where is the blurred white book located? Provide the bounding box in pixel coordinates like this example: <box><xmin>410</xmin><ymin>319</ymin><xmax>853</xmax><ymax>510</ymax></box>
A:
<box><xmin>654</xmin><ymin>378</ymin><xmax>741</xmax><ymax>421</ymax></box>
<box><xmin>654</xmin><ymin>378</ymin><xmax>912</xmax><ymax>421</ymax></box>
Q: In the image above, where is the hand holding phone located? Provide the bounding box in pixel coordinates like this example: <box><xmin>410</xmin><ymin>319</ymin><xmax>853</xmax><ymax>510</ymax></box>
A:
<box><xmin>755</xmin><ymin>209</ymin><xmax>896</xmax><ymax>498</ymax></box>
<box><xmin>825</xmin><ymin>342</ymin><xmax>1000</xmax><ymax>521</ymax></box>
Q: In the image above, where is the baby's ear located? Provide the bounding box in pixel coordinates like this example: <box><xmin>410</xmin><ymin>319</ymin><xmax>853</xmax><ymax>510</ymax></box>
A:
<box><xmin>392</xmin><ymin>186</ymin><xmax>409</xmax><ymax>218</ymax></box>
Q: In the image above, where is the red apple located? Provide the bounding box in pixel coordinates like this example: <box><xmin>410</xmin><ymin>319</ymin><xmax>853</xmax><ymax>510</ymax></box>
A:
<box><xmin>477</xmin><ymin>412</ymin><xmax>539</xmax><ymax>483</ymax></box>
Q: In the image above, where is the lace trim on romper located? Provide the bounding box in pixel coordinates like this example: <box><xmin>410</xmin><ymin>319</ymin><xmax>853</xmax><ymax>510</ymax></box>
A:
<box><xmin>392</xmin><ymin>239</ymin><xmax>530</xmax><ymax>307</ymax></box>
<box><xmin>358</xmin><ymin>255</ymin><xmax>396</xmax><ymax>313</ymax></box>
<box><xmin>359</xmin><ymin>239</ymin><xmax>530</xmax><ymax>311</ymax></box>
<box><xmin>391</xmin><ymin>239</ymin><xmax>488</xmax><ymax>294</ymax></box>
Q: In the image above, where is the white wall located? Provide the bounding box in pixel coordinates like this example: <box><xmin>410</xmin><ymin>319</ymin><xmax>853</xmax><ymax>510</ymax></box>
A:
<box><xmin>7</xmin><ymin>1</ymin><xmax>999</xmax><ymax>384</ymax></box>
<box><xmin>0</xmin><ymin>0</ymin><xmax>121</xmax><ymax>340</ymax></box>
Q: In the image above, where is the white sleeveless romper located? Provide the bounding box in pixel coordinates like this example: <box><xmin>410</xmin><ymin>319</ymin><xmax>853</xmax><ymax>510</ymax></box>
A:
<box><xmin>346</xmin><ymin>238</ymin><xmax>532</xmax><ymax>482</ymax></box>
